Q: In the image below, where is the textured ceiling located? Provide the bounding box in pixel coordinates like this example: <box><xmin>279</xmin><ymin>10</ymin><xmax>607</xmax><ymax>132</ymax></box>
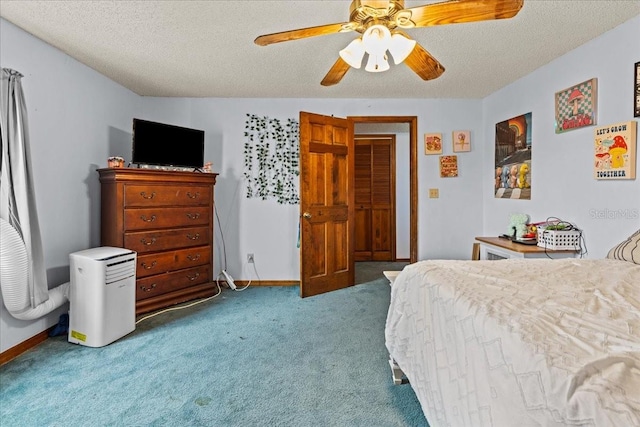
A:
<box><xmin>1</xmin><ymin>1</ymin><xmax>638</xmax><ymax>99</ymax></box>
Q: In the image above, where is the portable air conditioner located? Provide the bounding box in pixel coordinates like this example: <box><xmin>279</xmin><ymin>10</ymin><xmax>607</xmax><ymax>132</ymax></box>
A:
<box><xmin>68</xmin><ymin>247</ymin><xmax>137</xmax><ymax>347</ymax></box>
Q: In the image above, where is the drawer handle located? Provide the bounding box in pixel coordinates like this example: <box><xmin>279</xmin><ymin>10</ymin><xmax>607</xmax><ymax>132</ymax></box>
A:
<box><xmin>187</xmin><ymin>254</ymin><xmax>201</xmax><ymax>261</ymax></box>
<box><xmin>186</xmin><ymin>192</ymin><xmax>200</xmax><ymax>199</ymax></box>
<box><xmin>140</xmin><ymin>215</ymin><xmax>156</xmax><ymax>223</ymax></box>
<box><xmin>140</xmin><ymin>191</ymin><xmax>156</xmax><ymax>199</ymax></box>
<box><xmin>186</xmin><ymin>213</ymin><xmax>200</xmax><ymax>220</ymax></box>
<box><xmin>141</xmin><ymin>261</ymin><xmax>157</xmax><ymax>270</ymax></box>
<box><xmin>141</xmin><ymin>237</ymin><xmax>157</xmax><ymax>246</ymax></box>
<box><xmin>187</xmin><ymin>272</ymin><xmax>200</xmax><ymax>281</ymax></box>
<box><xmin>140</xmin><ymin>284</ymin><xmax>157</xmax><ymax>292</ymax></box>
<box><xmin>186</xmin><ymin>233</ymin><xmax>200</xmax><ymax>240</ymax></box>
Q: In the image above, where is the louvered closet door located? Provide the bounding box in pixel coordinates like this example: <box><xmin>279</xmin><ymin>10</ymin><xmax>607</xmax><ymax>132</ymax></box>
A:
<box><xmin>354</xmin><ymin>136</ymin><xmax>396</xmax><ymax>261</ymax></box>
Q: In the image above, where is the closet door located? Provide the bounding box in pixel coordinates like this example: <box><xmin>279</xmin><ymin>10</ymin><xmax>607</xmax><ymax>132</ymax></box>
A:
<box><xmin>354</xmin><ymin>136</ymin><xmax>396</xmax><ymax>261</ymax></box>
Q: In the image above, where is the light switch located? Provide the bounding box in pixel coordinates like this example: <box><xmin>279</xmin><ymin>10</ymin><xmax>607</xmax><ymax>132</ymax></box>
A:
<box><xmin>429</xmin><ymin>188</ymin><xmax>439</xmax><ymax>198</ymax></box>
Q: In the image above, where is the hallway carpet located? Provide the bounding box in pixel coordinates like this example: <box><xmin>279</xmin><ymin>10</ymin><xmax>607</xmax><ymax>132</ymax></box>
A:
<box><xmin>0</xmin><ymin>276</ymin><xmax>427</xmax><ymax>426</ymax></box>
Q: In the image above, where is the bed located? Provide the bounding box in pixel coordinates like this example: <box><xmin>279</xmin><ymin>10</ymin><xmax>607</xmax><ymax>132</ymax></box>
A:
<box><xmin>385</xmin><ymin>236</ymin><xmax>640</xmax><ymax>426</ymax></box>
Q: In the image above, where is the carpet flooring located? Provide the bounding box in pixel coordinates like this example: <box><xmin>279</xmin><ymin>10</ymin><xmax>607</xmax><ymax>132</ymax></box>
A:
<box><xmin>0</xmin><ymin>264</ymin><xmax>426</xmax><ymax>427</ymax></box>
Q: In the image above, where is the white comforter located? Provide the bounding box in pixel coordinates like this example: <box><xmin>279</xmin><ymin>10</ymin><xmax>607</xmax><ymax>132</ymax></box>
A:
<box><xmin>385</xmin><ymin>259</ymin><xmax>640</xmax><ymax>427</ymax></box>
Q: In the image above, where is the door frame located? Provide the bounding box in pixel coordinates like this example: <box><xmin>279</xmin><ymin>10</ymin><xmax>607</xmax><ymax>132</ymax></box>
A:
<box><xmin>348</xmin><ymin>116</ymin><xmax>418</xmax><ymax>264</ymax></box>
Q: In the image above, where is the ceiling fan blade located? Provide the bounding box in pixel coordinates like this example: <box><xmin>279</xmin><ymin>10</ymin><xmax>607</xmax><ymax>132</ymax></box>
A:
<box><xmin>321</xmin><ymin>57</ymin><xmax>351</xmax><ymax>86</ymax></box>
<box><xmin>403</xmin><ymin>43</ymin><xmax>445</xmax><ymax>81</ymax></box>
<box><xmin>405</xmin><ymin>0</ymin><xmax>523</xmax><ymax>28</ymax></box>
<box><xmin>255</xmin><ymin>23</ymin><xmax>348</xmax><ymax>46</ymax></box>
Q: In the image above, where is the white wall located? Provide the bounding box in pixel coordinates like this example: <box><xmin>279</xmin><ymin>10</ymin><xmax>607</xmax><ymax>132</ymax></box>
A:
<box><xmin>176</xmin><ymin>98</ymin><xmax>485</xmax><ymax>281</ymax></box>
<box><xmin>482</xmin><ymin>16</ymin><xmax>640</xmax><ymax>257</ymax></box>
<box><xmin>0</xmin><ymin>19</ymin><xmax>141</xmax><ymax>352</ymax></box>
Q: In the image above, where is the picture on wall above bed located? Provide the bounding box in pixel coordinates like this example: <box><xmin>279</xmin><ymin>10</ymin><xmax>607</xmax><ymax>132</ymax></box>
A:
<box><xmin>495</xmin><ymin>112</ymin><xmax>532</xmax><ymax>199</ymax></box>
<box><xmin>594</xmin><ymin>120</ymin><xmax>637</xmax><ymax>180</ymax></box>
<box><xmin>555</xmin><ymin>78</ymin><xmax>597</xmax><ymax>133</ymax></box>
<box><xmin>634</xmin><ymin>62</ymin><xmax>639</xmax><ymax>118</ymax></box>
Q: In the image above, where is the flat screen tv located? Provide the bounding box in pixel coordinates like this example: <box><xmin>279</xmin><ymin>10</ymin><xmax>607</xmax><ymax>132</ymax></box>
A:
<box><xmin>132</xmin><ymin>118</ymin><xmax>205</xmax><ymax>169</ymax></box>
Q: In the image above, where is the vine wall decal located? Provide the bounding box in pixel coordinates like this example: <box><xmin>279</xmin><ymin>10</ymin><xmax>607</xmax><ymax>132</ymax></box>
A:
<box><xmin>243</xmin><ymin>114</ymin><xmax>300</xmax><ymax>204</ymax></box>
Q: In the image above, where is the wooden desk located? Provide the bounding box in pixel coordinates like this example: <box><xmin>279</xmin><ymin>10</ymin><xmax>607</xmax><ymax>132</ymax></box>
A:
<box><xmin>475</xmin><ymin>236</ymin><xmax>578</xmax><ymax>260</ymax></box>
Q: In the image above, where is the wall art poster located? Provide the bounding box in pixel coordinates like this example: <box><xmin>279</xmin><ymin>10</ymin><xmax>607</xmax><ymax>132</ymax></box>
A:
<box><xmin>439</xmin><ymin>155</ymin><xmax>458</xmax><ymax>177</ymax></box>
<box><xmin>424</xmin><ymin>133</ymin><xmax>442</xmax><ymax>155</ymax></box>
<box><xmin>635</xmin><ymin>62</ymin><xmax>640</xmax><ymax>118</ymax></box>
<box><xmin>594</xmin><ymin>120</ymin><xmax>637</xmax><ymax>180</ymax></box>
<box><xmin>452</xmin><ymin>130</ymin><xmax>471</xmax><ymax>152</ymax></box>
<box><xmin>495</xmin><ymin>112</ymin><xmax>532</xmax><ymax>199</ymax></box>
<box><xmin>555</xmin><ymin>78</ymin><xmax>597</xmax><ymax>133</ymax></box>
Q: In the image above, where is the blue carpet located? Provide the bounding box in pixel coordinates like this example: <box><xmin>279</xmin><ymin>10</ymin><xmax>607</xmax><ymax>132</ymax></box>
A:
<box><xmin>0</xmin><ymin>279</ymin><xmax>427</xmax><ymax>426</ymax></box>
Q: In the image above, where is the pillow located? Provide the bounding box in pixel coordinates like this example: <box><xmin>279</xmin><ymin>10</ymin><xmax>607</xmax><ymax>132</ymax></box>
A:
<box><xmin>606</xmin><ymin>229</ymin><xmax>640</xmax><ymax>264</ymax></box>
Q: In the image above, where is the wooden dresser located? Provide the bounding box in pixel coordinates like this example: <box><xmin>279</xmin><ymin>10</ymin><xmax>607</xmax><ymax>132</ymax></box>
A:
<box><xmin>98</xmin><ymin>168</ymin><xmax>218</xmax><ymax>315</ymax></box>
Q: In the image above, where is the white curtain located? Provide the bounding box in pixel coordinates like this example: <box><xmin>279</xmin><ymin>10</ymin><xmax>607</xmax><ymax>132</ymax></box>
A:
<box><xmin>0</xmin><ymin>68</ymin><xmax>49</xmax><ymax>308</ymax></box>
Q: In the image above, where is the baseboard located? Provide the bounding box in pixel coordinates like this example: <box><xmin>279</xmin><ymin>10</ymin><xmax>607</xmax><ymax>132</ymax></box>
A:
<box><xmin>231</xmin><ymin>280</ymin><xmax>298</xmax><ymax>287</ymax></box>
<box><xmin>395</xmin><ymin>258</ymin><xmax>410</xmax><ymax>262</ymax></box>
<box><xmin>0</xmin><ymin>326</ymin><xmax>54</xmax><ymax>367</ymax></box>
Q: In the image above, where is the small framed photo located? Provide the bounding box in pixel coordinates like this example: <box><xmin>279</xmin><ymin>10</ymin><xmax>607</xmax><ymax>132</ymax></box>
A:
<box><xmin>424</xmin><ymin>133</ymin><xmax>442</xmax><ymax>155</ymax></box>
<box><xmin>634</xmin><ymin>62</ymin><xmax>640</xmax><ymax>118</ymax></box>
<box><xmin>554</xmin><ymin>78</ymin><xmax>597</xmax><ymax>133</ymax></box>
<box><xmin>452</xmin><ymin>130</ymin><xmax>471</xmax><ymax>152</ymax></box>
<box><xmin>439</xmin><ymin>155</ymin><xmax>458</xmax><ymax>177</ymax></box>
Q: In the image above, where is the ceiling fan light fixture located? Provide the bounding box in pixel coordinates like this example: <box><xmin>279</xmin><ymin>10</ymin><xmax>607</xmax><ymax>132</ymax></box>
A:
<box><xmin>364</xmin><ymin>53</ymin><xmax>390</xmax><ymax>73</ymax></box>
<box><xmin>339</xmin><ymin>38</ymin><xmax>366</xmax><ymax>69</ymax></box>
<box><xmin>389</xmin><ymin>33</ymin><xmax>416</xmax><ymax>65</ymax></box>
<box><xmin>361</xmin><ymin>24</ymin><xmax>391</xmax><ymax>55</ymax></box>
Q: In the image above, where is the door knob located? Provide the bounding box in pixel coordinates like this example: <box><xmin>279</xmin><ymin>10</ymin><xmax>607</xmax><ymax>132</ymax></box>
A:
<box><xmin>303</xmin><ymin>212</ymin><xmax>312</xmax><ymax>219</ymax></box>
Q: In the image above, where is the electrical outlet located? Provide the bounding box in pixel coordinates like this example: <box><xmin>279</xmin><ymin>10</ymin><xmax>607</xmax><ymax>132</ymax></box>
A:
<box><xmin>429</xmin><ymin>188</ymin><xmax>439</xmax><ymax>198</ymax></box>
<box><xmin>247</xmin><ymin>253</ymin><xmax>254</xmax><ymax>264</ymax></box>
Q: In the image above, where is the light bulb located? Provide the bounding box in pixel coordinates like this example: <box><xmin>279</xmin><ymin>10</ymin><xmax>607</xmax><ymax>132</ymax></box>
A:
<box><xmin>362</xmin><ymin>25</ymin><xmax>391</xmax><ymax>55</ymax></box>
<box><xmin>388</xmin><ymin>33</ymin><xmax>416</xmax><ymax>65</ymax></box>
<box><xmin>339</xmin><ymin>38</ymin><xmax>366</xmax><ymax>69</ymax></box>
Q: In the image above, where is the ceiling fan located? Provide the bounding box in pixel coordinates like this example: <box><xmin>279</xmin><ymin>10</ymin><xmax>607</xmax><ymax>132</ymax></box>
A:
<box><xmin>255</xmin><ymin>0</ymin><xmax>524</xmax><ymax>86</ymax></box>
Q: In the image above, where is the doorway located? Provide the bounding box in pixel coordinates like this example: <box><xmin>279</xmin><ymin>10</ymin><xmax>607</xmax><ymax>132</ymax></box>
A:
<box><xmin>299</xmin><ymin>113</ymin><xmax>418</xmax><ymax>297</ymax></box>
<box><xmin>350</xmin><ymin>116</ymin><xmax>418</xmax><ymax>265</ymax></box>
<box><xmin>354</xmin><ymin>134</ymin><xmax>397</xmax><ymax>262</ymax></box>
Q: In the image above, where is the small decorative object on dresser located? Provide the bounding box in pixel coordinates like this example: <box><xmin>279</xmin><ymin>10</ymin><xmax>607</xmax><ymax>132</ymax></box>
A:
<box><xmin>107</xmin><ymin>156</ymin><xmax>125</xmax><ymax>168</ymax></box>
<box><xmin>98</xmin><ymin>168</ymin><xmax>218</xmax><ymax>315</ymax></box>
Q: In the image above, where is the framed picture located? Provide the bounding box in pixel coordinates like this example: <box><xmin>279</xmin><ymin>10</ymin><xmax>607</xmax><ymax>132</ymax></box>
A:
<box><xmin>594</xmin><ymin>121</ymin><xmax>637</xmax><ymax>180</ymax></box>
<box><xmin>554</xmin><ymin>78</ymin><xmax>597</xmax><ymax>133</ymax></box>
<box><xmin>635</xmin><ymin>62</ymin><xmax>640</xmax><ymax>118</ymax></box>
<box><xmin>452</xmin><ymin>130</ymin><xmax>471</xmax><ymax>152</ymax></box>
<box><xmin>494</xmin><ymin>112</ymin><xmax>532</xmax><ymax>200</ymax></box>
<box><xmin>424</xmin><ymin>133</ymin><xmax>442</xmax><ymax>155</ymax></box>
<box><xmin>439</xmin><ymin>155</ymin><xmax>458</xmax><ymax>177</ymax></box>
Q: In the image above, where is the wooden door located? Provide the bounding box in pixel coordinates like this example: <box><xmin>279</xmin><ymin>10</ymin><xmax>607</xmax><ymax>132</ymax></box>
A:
<box><xmin>299</xmin><ymin>112</ymin><xmax>354</xmax><ymax>298</ymax></box>
<box><xmin>354</xmin><ymin>135</ymin><xmax>396</xmax><ymax>261</ymax></box>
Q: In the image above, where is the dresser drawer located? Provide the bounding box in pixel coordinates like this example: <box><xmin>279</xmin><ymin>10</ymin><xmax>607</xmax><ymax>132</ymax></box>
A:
<box><xmin>124</xmin><ymin>184</ymin><xmax>211</xmax><ymax>207</ymax></box>
<box><xmin>124</xmin><ymin>206</ymin><xmax>210</xmax><ymax>231</ymax></box>
<box><xmin>136</xmin><ymin>246</ymin><xmax>211</xmax><ymax>278</ymax></box>
<box><xmin>136</xmin><ymin>265</ymin><xmax>211</xmax><ymax>301</ymax></box>
<box><xmin>124</xmin><ymin>226</ymin><xmax>210</xmax><ymax>253</ymax></box>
